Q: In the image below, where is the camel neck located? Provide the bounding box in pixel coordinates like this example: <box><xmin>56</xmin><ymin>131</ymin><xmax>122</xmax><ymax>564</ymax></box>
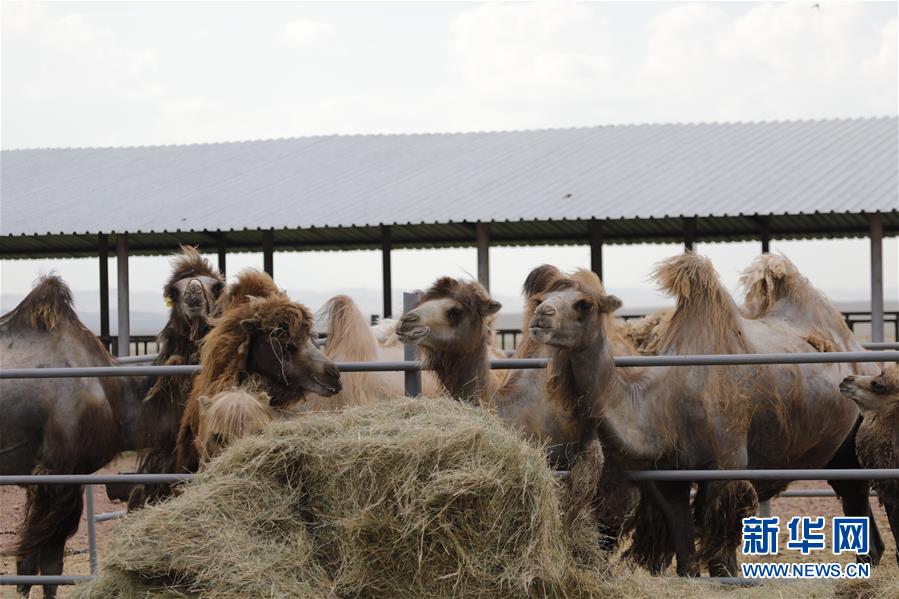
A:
<box><xmin>426</xmin><ymin>336</ymin><xmax>493</xmax><ymax>406</ymax></box>
<box><xmin>562</xmin><ymin>331</ymin><xmax>666</xmax><ymax>460</ymax></box>
<box><xmin>112</xmin><ymin>375</ymin><xmax>150</xmax><ymax>452</ymax></box>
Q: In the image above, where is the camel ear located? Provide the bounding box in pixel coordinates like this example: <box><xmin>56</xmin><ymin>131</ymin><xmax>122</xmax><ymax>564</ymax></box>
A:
<box><xmin>198</xmin><ymin>395</ymin><xmax>213</xmax><ymax>411</ymax></box>
<box><xmin>481</xmin><ymin>300</ymin><xmax>502</xmax><ymax>316</ymax></box>
<box><xmin>240</xmin><ymin>318</ymin><xmax>260</xmax><ymax>332</ymax></box>
<box><xmin>597</xmin><ymin>295</ymin><xmax>622</xmax><ymax>314</ymax></box>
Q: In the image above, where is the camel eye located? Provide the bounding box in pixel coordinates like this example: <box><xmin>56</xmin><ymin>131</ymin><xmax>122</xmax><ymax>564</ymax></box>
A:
<box><xmin>574</xmin><ymin>299</ymin><xmax>593</xmax><ymax>314</ymax></box>
<box><xmin>871</xmin><ymin>380</ymin><xmax>886</xmax><ymax>393</ymax></box>
<box><xmin>212</xmin><ymin>282</ymin><xmax>224</xmax><ymax>297</ymax></box>
<box><xmin>446</xmin><ymin>307</ymin><xmax>463</xmax><ymax>322</ymax></box>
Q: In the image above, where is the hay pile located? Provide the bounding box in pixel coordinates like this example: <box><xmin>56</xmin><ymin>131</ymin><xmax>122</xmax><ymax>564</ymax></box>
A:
<box><xmin>76</xmin><ymin>397</ymin><xmax>606</xmax><ymax>598</ymax></box>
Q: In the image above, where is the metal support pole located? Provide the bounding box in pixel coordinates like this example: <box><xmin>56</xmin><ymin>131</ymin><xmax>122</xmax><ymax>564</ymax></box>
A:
<box><xmin>217</xmin><ymin>236</ymin><xmax>227</xmax><ymax>276</ymax></box>
<box><xmin>262</xmin><ymin>229</ymin><xmax>274</xmax><ymax>278</ymax></box>
<box><xmin>403</xmin><ymin>292</ymin><xmax>422</xmax><ymax>397</ymax></box>
<box><xmin>85</xmin><ymin>485</ymin><xmax>98</xmax><ymax>574</ymax></box>
<box><xmin>381</xmin><ymin>225</ymin><xmax>392</xmax><ymax>318</ymax></box>
<box><xmin>759</xmin><ymin>217</ymin><xmax>771</xmax><ymax>254</ymax></box>
<box><xmin>684</xmin><ymin>217</ymin><xmax>696</xmax><ymax>252</ymax></box>
<box><xmin>589</xmin><ymin>219</ymin><xmax>604</xmax><ymax>280</ymax></box>
<box><xmin>98</xmin><ymin>234</ymin><xmax>110</xmax><ymax>348</ymax></box>
<box><xmin>758</xmin><ymin>499</ymin><xmax>771</xmax><ymax>518</ymax></box>
<box><xmin>476</xmin><ymin>222</ymin><xmax>490</xmax><ymax>291</ymax></box>
<box><xmin>869</xmin><ymin>213</ymin><xmax>884</xmax><ymax>343</ymax></box>
<box><xmin>116</xmin><ymin>233</ymin><xmax>130</xmax><ymax>357</ymax></box>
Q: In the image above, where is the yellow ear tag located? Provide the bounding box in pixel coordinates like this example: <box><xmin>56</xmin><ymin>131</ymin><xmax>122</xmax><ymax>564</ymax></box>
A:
<box><xmin>164</xmin><ymin>296</ymin><xmax>174</xmax><ymax>308</ymax></box>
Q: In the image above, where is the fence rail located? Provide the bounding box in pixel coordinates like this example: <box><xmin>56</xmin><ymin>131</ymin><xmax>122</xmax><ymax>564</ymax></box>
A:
<box><xmin>2</xmin><ymin>350</ymin><xmax>896</xmax><ymax>380</ymax></box>
<box><xmin>3</xmin><ymin>326</ymin><xmax>898</xmax><ymax>589</ymax></box>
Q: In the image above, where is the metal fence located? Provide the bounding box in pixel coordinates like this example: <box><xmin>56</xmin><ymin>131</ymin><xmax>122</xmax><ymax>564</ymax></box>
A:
<box><xmin>100</xmin><ymin>310</ymin><xmax>899</xmax><ymax>355</ymax></box>
<box><xmin>3</xmin><ymin>294</ymin><xmax>897</xmax><ymax>588</ymax></box>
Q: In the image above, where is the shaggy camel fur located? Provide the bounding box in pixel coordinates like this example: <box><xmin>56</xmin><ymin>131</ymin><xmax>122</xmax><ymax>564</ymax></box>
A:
<box><xmin>840</xmin><ymin>363</ymin><xmax>899</xmax><ymax>566</ymax></box>
<box><xmin>529</xmin><ymin>253</ymin><xmax>882</xmax><ymax>576</ymax></box>
<box><xmin>215</xmin><ymin>268</ymin><xmax>287</xmax><ymax>312</ymax></box>
<box><xmin>0</xmin><ymin>276</ymin><xmax>145</xmax><ymax>597</ymax></box>
<box><xmin>297</xmin><ymin>295</ymin><xmax>440</xmax><ymax>412</ymax></box>
<box><xmin>175</xmin><ymin>293</ymin><xmax>341</xmax><ymax>473</ymax></box>
<box><xmin>129</xmin><ymin>246</ymin><xmax>225</xmax><ymax>509</ymax></box>
<box><xmin>195</xmin><ymin>389</ymin><xmax>275</xmax><ymax>463</ymax></box>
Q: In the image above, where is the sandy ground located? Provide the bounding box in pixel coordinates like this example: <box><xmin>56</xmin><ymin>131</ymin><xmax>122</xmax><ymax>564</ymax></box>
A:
<box><xmin>1</xmin><ymin>469</ymin><xmax>895</xmax><ymax>598</ymax></box>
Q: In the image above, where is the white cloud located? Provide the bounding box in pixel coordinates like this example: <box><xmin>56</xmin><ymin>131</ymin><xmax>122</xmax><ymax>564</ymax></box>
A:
<box><xmin>448</xmin><ymin>1</ymin><xmax>897</xmax><ymax>125</ymax></box>
<box><xmin>281</xmin><ymin>18</ymin><xmax>333</xmax><ymax>47</ymax></box>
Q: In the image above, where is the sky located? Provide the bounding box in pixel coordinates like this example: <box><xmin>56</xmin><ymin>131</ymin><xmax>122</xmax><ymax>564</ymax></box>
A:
<box><xmin>1</xmin><ymin>1</ymin><xmax>897</xmax><ymax>330</ymax></box>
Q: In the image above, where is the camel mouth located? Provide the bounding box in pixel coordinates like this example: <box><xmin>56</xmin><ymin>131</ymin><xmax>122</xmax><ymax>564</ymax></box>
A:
<box><xmin>396</xmin><ymin>326</ymin><xmax>430</xmax><ymax>344</ymax></box>
<box><xmin>310</xmin><ymin>377</ymin><xmax>342</xmax><ymax>397</ymax></box>
<box><xmin>528</xmin><ymin>325</ymin><xmax>554</xmax><ymax>344</ymax></box>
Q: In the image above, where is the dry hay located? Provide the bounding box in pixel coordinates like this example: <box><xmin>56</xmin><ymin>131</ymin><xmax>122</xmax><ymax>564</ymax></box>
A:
<box><xmin>74</xmin><ymin>397</ymin><xmax>607</xmax><ymax>598</ymax></box>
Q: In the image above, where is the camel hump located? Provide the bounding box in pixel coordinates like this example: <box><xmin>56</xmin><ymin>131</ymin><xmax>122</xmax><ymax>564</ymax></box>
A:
<box><xmin>739</xmin><ymin>253</ymin><xmax>816</xmax><ymax>318</ymax></box>
<box><xmin>217</xmin><ymin>269</ymin><xmax>284</xmax><ymax>313</ymax></box>
<box><xmin>1</xmin><ymin>275</ymin><xmax>78</xmax><ymax>332</ymax></box>
<box><xmin>522</xmin><ymin>264</ymin><xmax>563</xmax><ymax>298</ymax></box>
<box><xmin>321</xmin><ymin>294</ymin><xmax>379</xmax><ymax>361</ymax></box>
<box><xmin>652</xmin><ymin>252</ymin><xmax>746</xmax><ymax>353</ymax></box>
<box><xmin>654</xmin><ymin>252</ymin><xmax>725</xmax><ymax>303</ymax></box>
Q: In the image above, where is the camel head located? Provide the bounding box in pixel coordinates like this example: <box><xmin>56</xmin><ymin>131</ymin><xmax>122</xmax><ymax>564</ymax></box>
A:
<box><xmin>202</xmin><ymin>295</ymin><xmax>342</xmax><ymax>408</ymax></box>
<box><xmin>196</xmin><ymin>390</ymin><xmax>273</xmax><ymax>463</ymax></box>
<box><xmin>839</xmin><ymin>364</ymin><xmax>899</xmax><ymax>412</ymax></box>
<box><xmin>241</xmin><ymin>298</ymin><xmax>342</xmax><ymax>405</ymax></box>
<box><xmin>396</xmin><ymin>277</ymin><xmax>501</xmax><ymax>352</ymax></box>
<box><xmin>164</xmin><ymin>246</ymin><xmax>226</xmax><ymax>340</ymax></box>
<box><xmin>529</xmin><ymin>269</ymin><xmax>622</xmax><ymax>350</ymax></box>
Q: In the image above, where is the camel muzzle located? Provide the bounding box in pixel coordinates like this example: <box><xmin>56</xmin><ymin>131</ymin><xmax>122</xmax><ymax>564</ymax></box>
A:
<box><xmin>396</xmin><ymin>315</ymin><xmax>430</xmax><ymax>343</ymax></box>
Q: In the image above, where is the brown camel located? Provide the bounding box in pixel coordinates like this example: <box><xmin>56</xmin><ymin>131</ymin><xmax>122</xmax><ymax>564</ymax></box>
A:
<box><xmin>175</xmin><ymin>291</ymin><xmax>342</xmax><ymax>473</ymax></box>
<box><xmin>195</xmin><ymin>389</ymin><xmax>274</xmax><ymax>463</ymax></box>
<box><xmin>395</xmin><ymin>270</ymin><xmax>637</xmax><ymax>545</ymax></box>
<box><xmin>840</xmin><ymin>363</ymin><xmax>899</xmax><ymax>566</ymax></box>
<box><xmin>0</xmin><ymin>276</ymin><xmax>146</xmax><ymax>597</ymax></box>
<box><xmin>528</xmin><ymin>253</ymin><xmax>882</xmax><ymax>576</ymax></box>
<box><xmin>128</xmin><ymin>246</ymin><xmax>225</xmax><ymax>509</ymax></box>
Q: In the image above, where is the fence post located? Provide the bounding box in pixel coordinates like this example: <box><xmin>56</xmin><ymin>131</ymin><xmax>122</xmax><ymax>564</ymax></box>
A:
<box><xmin>758</xmin><ymin>499</ymin><xmax>771</xmax><ymax>518</ymax></box>
<box><xmin>85</xmin><ymin>484</ymin><xmax>98</xmax><ymax>574</ymax></box>
<box><xmin>403</xmin><ymin>292</ymin><xmax>422</xmax><ymax>397</ymax></box>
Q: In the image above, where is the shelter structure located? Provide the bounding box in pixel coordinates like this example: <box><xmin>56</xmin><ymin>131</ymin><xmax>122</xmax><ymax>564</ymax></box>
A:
<box><xmin>2</xmin><ymin>116</ymin><xmax>897</xmax><ymax>353</ymax></box>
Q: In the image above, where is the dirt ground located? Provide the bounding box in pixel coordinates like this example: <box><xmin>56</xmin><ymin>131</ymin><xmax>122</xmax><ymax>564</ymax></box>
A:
<box><xmin>1</xmin><ymin>469</ymin><xmax>895</xmax><ymax>598</ymax></box>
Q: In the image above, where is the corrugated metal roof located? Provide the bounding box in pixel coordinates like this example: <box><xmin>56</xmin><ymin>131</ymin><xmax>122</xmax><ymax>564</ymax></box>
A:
<box><xmin>1</xmin><ymin>117</ymin><xmax>896</xmax><ymax>257</ymax></box>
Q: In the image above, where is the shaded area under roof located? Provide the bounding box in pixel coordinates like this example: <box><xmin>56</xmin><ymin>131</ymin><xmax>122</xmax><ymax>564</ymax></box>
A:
<box><xmin>2</xmin><ymin>117</ymin><xmax>897</xmax><ymax>258</ymax></box>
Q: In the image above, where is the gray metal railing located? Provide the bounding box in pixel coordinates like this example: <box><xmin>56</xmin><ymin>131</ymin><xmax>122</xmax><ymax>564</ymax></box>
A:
<box><xmin>2</xmin><ymin>318</ymin><xmax>897</xmax><ymax>588</ymax></box>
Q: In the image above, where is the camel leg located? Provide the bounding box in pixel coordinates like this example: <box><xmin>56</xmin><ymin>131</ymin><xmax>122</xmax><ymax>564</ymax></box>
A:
<box><xmin>623</xmin><ymin>494</ymin><xmax>674</xmax><ymax>574</ymax></box>
<box><xmin>694</xmin><ymin>480</ymin><xmax>757</xmax><ymax>577</ymax></box>
<box><xmin>16</xmin><ymin>552</ymin><xmax>40</xmax><ymax>596</ymax></box>
<box><xmin>644</xmin><ymin>480</ymin><xmax>699</xmax><ymax>576</ymax></box>
<box><xmin>592</xmin><ymin>458</ymin><xmax>638</xmax><ymax>553</ymax></box>
<box><xmin>885</xmin><ymin>500</ymin><xmax>899</xmax><ymax>567</ymax></box>
<box><xmin>16</xmin><ymin>483</ymin><xmax>84</xmax><ymax>599</ymax></box>
<box><xmin>825</xmin><ymin>419</ymin><xmax>884</xmax><ymax>564</ymax></box>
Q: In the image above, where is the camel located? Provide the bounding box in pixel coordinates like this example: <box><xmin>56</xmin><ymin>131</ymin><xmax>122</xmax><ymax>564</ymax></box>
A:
<box><xmin>528</xmin><ymin>252</ymin><xmax>883</xmax><ymax>576</ymax></box>
<box><xmin>175</xmin><ymin>291</ymin><xmax>342</xmax><ymax>473</ymax></box>
<box><xmin>0</xmin><ymin>276</ymin><xmax>146</xmax><ymax>597</ymax></box>
<box><xmin>840</xmin><ymin>363</ymin><xmax>899</xmax><ymax>566</ymax></box>
<box><xmin>395</xmin><ymin>271</ymin><xmax>637</xmax><ymax>544</ymax></box>
<box><xmin>215</xmin><ymin>267</ymin><xmax>288</xmax><ymax>312</ymax></box>
<box><xmin>296</xmin><ymin>295</ymin><xmax>440</xmax><ymax>412</ymax></box>
<box><xmin>128</xmin><ymin>246</ymin><xmax>225</xmax><ymax>509</ymax></box>
<box><xmin>195</xmin><ymin>389</ymin><xmax>275</xmax><ymax>463</ymax></box>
